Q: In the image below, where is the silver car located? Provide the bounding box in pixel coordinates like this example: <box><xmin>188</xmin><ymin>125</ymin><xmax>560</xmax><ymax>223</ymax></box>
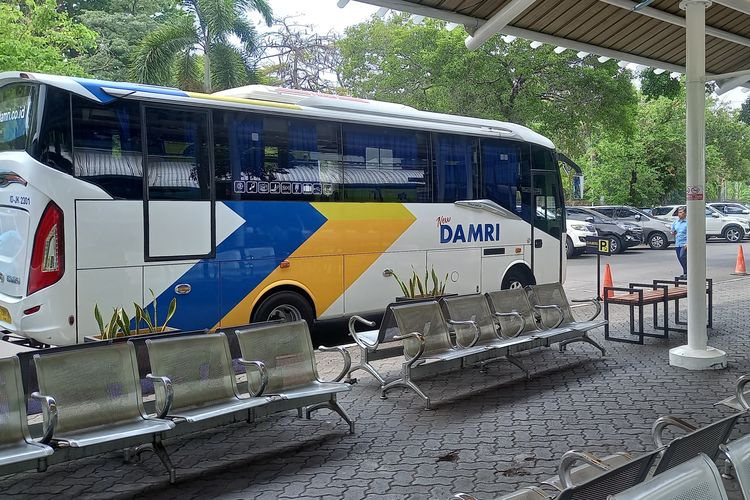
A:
<box><xmin>590</xmin><ymin>205</ymin><xmax>675</xmax><ymax>250</ymax></box>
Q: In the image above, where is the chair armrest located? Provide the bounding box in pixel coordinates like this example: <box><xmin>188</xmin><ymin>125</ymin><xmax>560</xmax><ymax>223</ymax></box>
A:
<box><xmin>494</xmin><ymin>311</ymin><xmax>525</xmax><ymax>338</ymax></box>
<box><xmin>393</xmin><ymin>332</ymin><xmax>426</xmax><ymax>366</ymax></box>
<box><xmin>30</xmin><ymin>392</ymin><xmax>57</xmax><ymax>445</ymax></box>
<box><xmin>348</xmin><ymin>315</ymin><xmax>378</xmax><ymax>350</ymax></box>
<box><xmin>239</xmin><ymin>359</ymin><xmax>269</xmax><ymax>397</ymax></box>
<box><xmin>318</xmin><ymin>345</ymin><xmax>352</xmax><ymax>383</ymax></box>
<box><xmin>534</xmin><ymin>304</ymin><xmax>565</xmax><ymax>328</ymax></box>
<box><xmin>558</xmin><ymin>450</ymin><xmax>609</xmax><ymax>489</ymax></box>
<box><xmin>447</xmin><ymin>319</ymin><xmax>480</xmax><ymax>348</ymax></box>
<box><xmin>146</xmin><ymin>374</ymin><xmax>174</xmax><ymax>419</ymax></box>
<box><xmin>570</xmin><ymin>298</ymin><xmax>602</xmax><ymax>321</ymax></box>
<box><xmin>735</xmin><ymin>374</ymin><xmax>750</xmax><ymax>410</ymax></box>
<box><xmin>651</xmin><ymin>416</ymin><xmax>698</xmax><ymax>447</ymax></box>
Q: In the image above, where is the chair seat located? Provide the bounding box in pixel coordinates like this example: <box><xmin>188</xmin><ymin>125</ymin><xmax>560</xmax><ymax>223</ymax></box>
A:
<box><xmin>494</xmin><ymin>486</ymin><xmax>552</xmax><ymax>500</ymax></box>
<box><xmin>169</xmin><ymin>396</ymin><xmax>272</xmax><ymax>423</ymax></box>
<box><xmin>54</xmin><ymin>418</ymin><xmax>175</xmax><ymax>448</ymax></box>
<box><xmin>531</xmin><ymin>326</ymin><xmax>575</xmax><ymax>341</ymax></box>
<box><xmin>568</xmin><ymin>320</ymin><xmax>607</xmax><ymax>332</ymax></box>
<box><xmin>0</xmin><ymin>440</ymin><xmax>54</xmax><ymax>466</ymax></box>
<box><xmin>542</xmin><ymin>452</ymin><xmax>632</xmax><ymax>490</ymax></box>
<box><xmin>270</xmin><ymin>381</ymin><xmax>350</xmax><ymax>401</ymax></box>
<box><xmin>422</xmin><ymin>345</ymin><xmax>489</xmax><ymax>362</ymax></box>
<box><xmin>484</xmin><ymin>336</ymin><xmax>538</xmax><ymax>351</ymax></box>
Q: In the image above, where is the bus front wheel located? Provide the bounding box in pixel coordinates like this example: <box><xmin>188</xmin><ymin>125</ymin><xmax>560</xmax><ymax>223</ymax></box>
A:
<box><xmin>252</xmin><ymin>291</ymin><xmax>314</xmax><ymax>325</ymax></box>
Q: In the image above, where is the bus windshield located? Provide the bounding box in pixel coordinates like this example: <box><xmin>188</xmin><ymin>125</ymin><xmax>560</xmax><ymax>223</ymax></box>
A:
<box><xmin>0</xmin><ymin>84</ymin><xmax>36</xmax><ymax>153</ymax></box>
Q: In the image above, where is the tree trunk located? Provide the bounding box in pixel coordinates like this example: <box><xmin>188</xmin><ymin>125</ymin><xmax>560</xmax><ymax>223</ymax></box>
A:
<box><xmin>203</xmin><ymin>31</ymin><xmax>211</xmax><ymax>93</ymax></box>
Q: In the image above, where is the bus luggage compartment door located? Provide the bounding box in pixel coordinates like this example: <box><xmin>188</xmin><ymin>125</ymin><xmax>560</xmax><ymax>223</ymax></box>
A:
<box><xmin>146</xmin><ymin>200</ymin><xmax>214</xmax><ymax>260</ymax></box>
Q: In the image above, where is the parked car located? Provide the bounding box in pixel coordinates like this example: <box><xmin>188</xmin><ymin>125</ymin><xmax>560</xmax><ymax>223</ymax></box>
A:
<box><xmin>708</xmin><ymin>202</ymin><xmax>750</xmax><ymax>224</ymax></box>
<box><xmin>652</xmin><ymin>204</ymin><xmax>750</xmax><ymax>242</ymax></box>
<box><xmin>589</xmin><ymin>205</ymin><xmax>675</xmax><ymax>250</ymax></box>
<box><xmin>565</xmin><ymin>219</ymin><xmax>597</xmax><ymax>259</ymax></box>
<box><xmin>565</xmin><ymin>207</ymin><xmax>642</xmax><ymax>254</ymax></box>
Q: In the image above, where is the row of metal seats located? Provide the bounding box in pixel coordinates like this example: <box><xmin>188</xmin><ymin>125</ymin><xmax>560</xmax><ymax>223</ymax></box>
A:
<box><xmin>454</xmin><ymin>375</ymin><xmax>750</xmax><ymax>499</ymax></box>
<box><xmin>347</xmin><ymin>283</ymin><xmax>608</xmax><ymax>407</ymax></box>
<box><xmin>0</xmin><ymin>320</ymin><xmax>353</xmax><ymax>484</ymax></box>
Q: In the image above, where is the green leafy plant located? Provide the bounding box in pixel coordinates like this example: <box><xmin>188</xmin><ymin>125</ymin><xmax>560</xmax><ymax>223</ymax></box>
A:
<box><xmin>392</xmin><ymin>266</ymin><xmax>448</xmax><ymax>299</ymax></box>
<box><xmin>94</xmin><ymin>289</ymin><xmax>177</xmax><ymax>339</ymax></box>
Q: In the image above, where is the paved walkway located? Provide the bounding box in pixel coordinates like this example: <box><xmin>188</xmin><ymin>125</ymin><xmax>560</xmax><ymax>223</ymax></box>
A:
<box><xmin>3</xmin><ymin>278</ymin><xmax>750</xmax><ymax>499</ymax></box>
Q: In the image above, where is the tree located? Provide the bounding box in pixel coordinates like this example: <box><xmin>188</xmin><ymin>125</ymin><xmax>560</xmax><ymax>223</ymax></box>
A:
<box><xmin>0</xmin><ymin>0</ymin><xmax>96</xmax><ymax>75</ymax></box>
<box><xmin>739</xmin><ymin>96</ymin><xmax>750</xmax><ymax>126</ymax></box>
<box><xmin>257</xmin><ymin>18</ymin><xmax>342</xmax><ymax>91</ymax></box>
<box><xmin>337</xmin><ymin>16</ymin><xmax>638</xmax><ymax>157</ymax></box>
<box><xmin>130</xmin><ymin>0</ymin><xmax>273</xmax><ymax>92</ymax></box>
<box><xmin>640</xmin><ymin>69</ymin><xmax>681</xmax><ymax>100</ymax></box>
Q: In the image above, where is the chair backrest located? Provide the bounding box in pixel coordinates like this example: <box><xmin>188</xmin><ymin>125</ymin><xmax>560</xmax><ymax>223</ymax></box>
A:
<box><xmin>654</xmin><ymin>412</ymin><xmax>742</xmax><ymax>475</ymax></box>
<box><xmin>441</xmin><ymin>294</ymin><xmax>499</xmax><ymax>346</ymax></box>
<box><xmin>145</xmin><ymin>333</ymin><xmax>238</xmax><ymax>411</ymax></box>
<box><xmin>526</xmin><ymin>283</ymin><xmax>575</xmax><ymax>326</ymax></box>
<box><xmin>33</xmin><ymin>342</ymin><xmax>145</xmax><ymax>434</ymax></box>
<box><xmin>234</xmin><ymin>320</ymin><xmax>318</xmax><ymax>393</ymax></box>
<box><xmin>0</xmin><ymin>356</ymin><xmax>33</xmax><ymax>446</ymax></box>
<box><xmin>721</xmin><ymin>432</ymin><xmax>750</xmax><ymax>498</ymax></box>
<box><xmin>391</xmin><ymin>301</ymin><xmax>453</xmax><ymax>359</ymax></box>
<box><xmin>609</xmin><ymin>453</ymin><xmax>728</xmax><ymax>500</ymax></box>
<box><xmin>485</xmin><ymin>289</ymin><xmax>539</xmax><ymax>335</ymax></box>
<box><xmin>556</xmin><ymin>450</ymin><xmax>660</xmax><ymax>500</ymax></box>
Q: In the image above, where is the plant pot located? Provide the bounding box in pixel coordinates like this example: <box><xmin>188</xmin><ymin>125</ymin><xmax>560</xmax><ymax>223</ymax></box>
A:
<box><xmin>395</xmin><ymin>293</ymin><xmax>458</xmax><ymax>302</ymax></box>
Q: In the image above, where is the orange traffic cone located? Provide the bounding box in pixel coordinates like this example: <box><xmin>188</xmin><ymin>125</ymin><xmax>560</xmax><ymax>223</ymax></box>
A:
<box><xmin>732</xmin><ymin>245</ymin><xmax>747</xmax><ymax>276</ymax></box>
<box><xmin>602</xmin><ymin>263</ymin><xmax>614</xmax><ymax>299</ymax></box>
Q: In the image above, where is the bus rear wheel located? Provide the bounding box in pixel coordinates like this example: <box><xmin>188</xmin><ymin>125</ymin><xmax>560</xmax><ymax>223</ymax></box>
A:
<box><xmin>501</xmin><ymin>266</ymin><xmax>534</xmax><ymax>290</ymax></box>
<box><xmin>252</xmin><ymin>291</ymin><xmax>314</xmax><ymax>325</ymax></box>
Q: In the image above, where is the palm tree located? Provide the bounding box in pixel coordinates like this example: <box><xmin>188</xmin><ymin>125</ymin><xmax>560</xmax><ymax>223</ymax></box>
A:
<box><xmin>131</xmin><ymin>0</ymin><xmax>272</xmax><ymax>92</ymax></box>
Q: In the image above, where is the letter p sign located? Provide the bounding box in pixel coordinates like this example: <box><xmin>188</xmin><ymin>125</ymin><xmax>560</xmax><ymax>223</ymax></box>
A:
<box><xmin>598</xmin><ymin>240</ymin><xmax>609</xmax><ymax>254</ymax></box>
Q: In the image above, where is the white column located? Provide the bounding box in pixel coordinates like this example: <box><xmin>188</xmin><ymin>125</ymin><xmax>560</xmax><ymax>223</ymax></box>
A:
<box><xmin>669</xmin><ymin>0</ymin><xmax>727</xmax><ymax>370</ymax></box>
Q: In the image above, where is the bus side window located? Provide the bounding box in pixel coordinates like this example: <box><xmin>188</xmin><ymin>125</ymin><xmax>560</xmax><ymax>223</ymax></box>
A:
<box><xmin>481</xmin><ymin>139</ymin><xmax>522</xmax><ymax>215</ymax></box>
<box><xmin>39</xmin><ymin>87</ymin><xmax>73</xmax><ymax>175</ymax></box>
<box><xmin>433</xmin><ymin>134</ymin><xmax>477</xmax><ymax>203</ymax></box>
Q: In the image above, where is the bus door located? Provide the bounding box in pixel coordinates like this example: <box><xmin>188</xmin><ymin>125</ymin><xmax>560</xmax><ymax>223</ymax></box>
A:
<box><xmin>142</xmin><ymin>105</ymin><xmax>216</xmax><ymax>261</ymax></box>
<box><xmin>530</xmin><ymin>169</ymin><xmax>564</xmax><ymax>283</ymax></box>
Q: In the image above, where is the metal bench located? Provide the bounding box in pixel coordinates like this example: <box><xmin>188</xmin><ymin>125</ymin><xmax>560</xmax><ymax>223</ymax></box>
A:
<box><xmin>234</xmin><ymin>319</ymin><xmax>354</xmax><ymax>434</ymax></box>
<box><xmin>0</xmin><ymin>356</ymin><xmax>53</xmax><ymax>474</ymax></box>
<box><xmin>609</xmin><ymin>453</ymin><xmax>728</xmax><ymax>499</ymax></box>
<box><xmin>604</xmin><ymin>278</ymin><xmax>713</xmax><ymax>344</ymax></box>
<box><xmin>486</xmin><ymin>288</ymin><xmax>579</xmax><ymax>352</ymax></box>
<box><xmin>525</xmin><ymin>283</ymin><xmax>607</xmax><ymax>355</ymax></box>
<box><xmin>440</xmin><ymin>294</ymin><xmax>541</xmax><ymax>377</ymax></box>
<box><xmin>144</xmin><ymin>332</ymin><xmax>271</xmax><ymax>424</ymax></box>
<box><xmin>381</xmin><ymin>300</ymin><xmax>490</xmax><ymax>407</ymax></box>
<box><xmin>347</xmin><ymin>303</ymin><xmax>408</xmax><ymax>386</ymax></box>
<box><xmin>30</xmin><ymin>343</ymin><xmax>177</xmax><ymax>482</ymax></box>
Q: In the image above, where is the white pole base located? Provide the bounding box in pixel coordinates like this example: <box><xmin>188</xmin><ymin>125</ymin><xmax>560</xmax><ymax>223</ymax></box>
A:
<box><xmin>669</xmin><ymin>345</ymin><xmax>727</xmax><ymax>370</ymax></box>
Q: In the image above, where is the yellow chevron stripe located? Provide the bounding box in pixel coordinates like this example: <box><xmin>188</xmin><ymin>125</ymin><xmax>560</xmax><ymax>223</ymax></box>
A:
<box><xmin>186</xmin><ymin>92</ymin><xmax>301</xmax><ymax>110</ymax></box>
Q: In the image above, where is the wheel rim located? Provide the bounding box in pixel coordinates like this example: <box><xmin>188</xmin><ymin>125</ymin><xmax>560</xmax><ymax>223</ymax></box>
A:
<box><xmin>508</xmin><ymin>280</ymin><xmax>524</xmax><ymax>290</ymax></box>
<box><xmin>650</xmin><ymin>234</ymin><xmax>665</xmax><ymax>248</ymax></box>
<box><xmin>267</xmin><ymin>304</ymin><xmax>302</xmax><ymax>322</ymax></box>
<box><xmin>727</xmin><ymin>229</ymin><xmax>741</xmax><ymax>242</ymax></box>
<box><xmin>610</xmin><ymin>238</ymin><xmax>619</xmax><ymax>252</ymax></box>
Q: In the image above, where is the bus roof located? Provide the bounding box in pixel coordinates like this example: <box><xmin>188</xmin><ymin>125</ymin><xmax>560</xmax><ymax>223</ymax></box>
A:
<box><xmin>0</xmin><ymin>71</ymin><xmax>555</xmax><ymax>149</ymax></box>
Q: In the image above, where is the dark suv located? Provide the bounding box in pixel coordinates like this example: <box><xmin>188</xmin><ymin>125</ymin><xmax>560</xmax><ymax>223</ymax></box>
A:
<box><xmin>590</xmin><ymin>205</ymin><xmax>675</xmax><ymax>250</ymax></box>
<box><xmin>565</xmin><ymin>207</ymin><xmax>643</xmax><ymax>253</ymax></box>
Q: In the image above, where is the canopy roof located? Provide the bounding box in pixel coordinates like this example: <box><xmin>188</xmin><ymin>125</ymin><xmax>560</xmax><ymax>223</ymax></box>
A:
<box><xmin>351</xmin><ymin>0</ymin><xmax>750</xmax><ymax>88</ymax></box>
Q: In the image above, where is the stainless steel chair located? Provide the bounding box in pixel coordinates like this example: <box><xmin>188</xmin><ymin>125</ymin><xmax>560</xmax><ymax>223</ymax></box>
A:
<box><xmin>609</xmin><ymin>453</ymin><xmax>728</xmax><ymax>499</ymax></box>
<box><xmin>0</xmin><ymin>356</ymin><xmax>53</xmax><ymax>474</ymax></box>
<box><xmin>145</xmin><ymin>332</ymin><xmax>271</xmax><ymax>423</ymax></box>
<box><xmin>234</xmin><ymin>320</ymin><xmax>354</xmax><ymax>434</ymax></box>
<box><xmin>441</xmin><ymin>294</ymin><xmax>540</xmax><ymax>377</ymax></box>
<box><xmin>525</xmin><ymin>283</ymin><xmax>607</xmax><ymax>355</ymax></box>
<box><xmin>31</xmin><ymin>343</ymin><xmax>177</xmax><ymax>482</ymax></box>
<box><xmin>382</xmin><ymin>300</ymin><xmax>489</xmax><ymax>407</ymax></box>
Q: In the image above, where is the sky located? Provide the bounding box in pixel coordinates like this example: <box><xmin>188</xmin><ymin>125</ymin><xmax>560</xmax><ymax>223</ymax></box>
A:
<box><xmin>263</xmin><ymin>0</ymin><xmax>748</xmax><ymax>108</ymax></box>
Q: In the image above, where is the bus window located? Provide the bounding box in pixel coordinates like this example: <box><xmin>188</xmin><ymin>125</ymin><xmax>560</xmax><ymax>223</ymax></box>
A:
<box><xmin>0</xmin><ymin>84</ymin><xmax>36</xmax><ymax>154</ymax></box>
<box><xmin>145</xmin><ymin>106</ymin><xmax>210</xmax><ymax>201</ymax></box>
<box><xmin>72</xmin><ymin>96</ymin><xmax>142</xmax><ymax>199</ymax></box>
<box><xmin>481</xmin><ymin>139</ymin><xmax>522</xmax><ymax>215</ymax></box>
<box><xmin>434</xmin><ymin>134</ymin><xmax>477</xmax><ymax>203</ymax></box>
<box><xmin>38</xmin><ymin>86</ymin><xmax>73</xmax><ymax>175</ymax></box>
<box><xmin>342</xmin><ymin>125</ymin><xmax>430</xmax><ymax>202</ymax></box>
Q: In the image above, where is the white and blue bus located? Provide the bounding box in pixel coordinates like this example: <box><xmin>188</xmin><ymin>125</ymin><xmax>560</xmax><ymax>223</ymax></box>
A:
<box><xmin>0</xmin><ymin>72</ymin><xmax>566</xmax><ymax>346</ymax></box>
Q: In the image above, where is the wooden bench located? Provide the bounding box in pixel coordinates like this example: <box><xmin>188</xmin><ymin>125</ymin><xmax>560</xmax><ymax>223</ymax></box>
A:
<box><xmin>603</xmin><ymin>278</ymin><xmax>713</xmax><ymax>344</ymax></box>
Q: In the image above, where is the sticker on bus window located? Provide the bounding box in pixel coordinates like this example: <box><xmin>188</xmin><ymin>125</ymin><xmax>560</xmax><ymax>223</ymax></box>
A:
<box><xmin>292</xmin><ymin>183</ymin><xmax>302</xmax><ymax>194</ymax></box>
<box><xmin>270</xmin><ymin>182</ymin><xmax>280</xmax><ymax>194</ymax></box>
<box><xmin>247</xmin><ymin>181</ymin><xmax>257</xmax><ymax>193</ymax></box>
<box><xmin>233</xmin><ymin>181</ymin><xmax>245</xmax><ymax>193</ymax></box>
<box><xmin>258</xmin><ymin>182</ymin><xmax>269</xmax><ymax>194</ymax></box>
<box><xmin>281</xmin><ymin>183</ymin><xmax>291</xmax><ymax>194</ymax></box>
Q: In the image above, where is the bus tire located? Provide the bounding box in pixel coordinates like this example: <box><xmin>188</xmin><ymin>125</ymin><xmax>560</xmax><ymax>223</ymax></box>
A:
<box><xmin>252</xmin><ymin>290</ymin><xmax>314</xmax><ymax>325</ymax></box>
<box><xmin>501</xmin><ymin>266</ymin><xmax>535</xmax><ymax>290</ymax></box>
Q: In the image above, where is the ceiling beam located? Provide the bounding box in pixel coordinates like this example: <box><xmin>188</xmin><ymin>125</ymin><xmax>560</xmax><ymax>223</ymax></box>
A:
<box><xmin>464</xmin><ymin>0</ymin><xmax>539</xmax><ymax>50</ymax></box>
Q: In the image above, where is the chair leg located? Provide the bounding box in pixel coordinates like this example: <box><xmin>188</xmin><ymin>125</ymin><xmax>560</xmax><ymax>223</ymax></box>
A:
<box><xmin>306</xmin><ymin>396</ymin><xmax>355</xmax><ymax>434</ymax></box>
<box><xmin>152</xmin><ymin>435</ymin><xmax>176</xmax><ymax>484</ymax></box>
<box><xmin>381</xmin><ymin>379</ymin><xmax>430</xmax><ymax>408</ymax></box>
<box><xmin>505</xmin><ymin>354</ymin><xmax>531</xmax><ymax>379</ymax></box>
<box><xmin>560</xmin><ymin>334</ymin><xmax>606</xmax><ymax>356</ymax></box>
<box><xmin>347</xmin><ymin>362</ymin><xmax>386</xmax><ymax>385</ymax></box>
<box><xmin>124</xmin><ymin>443</ymin><xmax>152</xmax><ymax>464</ymax></box>
<box><xmin>297</xmin><ymin>407</ymin><xmax>304</xmax><ymax>418</ymax></box>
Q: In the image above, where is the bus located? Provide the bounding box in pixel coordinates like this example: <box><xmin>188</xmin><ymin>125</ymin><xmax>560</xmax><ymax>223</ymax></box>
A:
<box><xmin>0</xmin><ymin>72</ymin><xmax>566</xmax><ymax>346</ymax></box>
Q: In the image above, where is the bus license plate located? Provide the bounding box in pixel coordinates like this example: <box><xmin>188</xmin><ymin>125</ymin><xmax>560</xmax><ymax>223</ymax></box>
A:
<box><xmin>0</xmin><ymin>306</ymin><xmax>11</xmax><ymax>323</ymax></box>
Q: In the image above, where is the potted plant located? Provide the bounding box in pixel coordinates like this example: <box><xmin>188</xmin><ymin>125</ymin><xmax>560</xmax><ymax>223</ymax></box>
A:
<box><xmin>392</xmin><ymin>266</ymin><xmax>449</xmax><ymax>301</ymax></box>
<box><xmin>86</xmin><ymin>289</ymin><xmax>177</xmax><ymax>342</ymax></box>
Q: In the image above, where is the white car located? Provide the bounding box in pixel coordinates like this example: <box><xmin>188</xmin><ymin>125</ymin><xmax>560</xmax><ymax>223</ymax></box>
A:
<box><xmin>651</xmin><ymin>204</ymin><xmax>750</xmax><ymax>242</ymax></box>
<box><xmin>708</xmin><ymin>202</ymin><xmax>750</xmax><ymax>225</ymax></box>
<box><xmin>565</xmin><ymin>219</ymin><xmax>597</xmax><ymax>258</ymax></box>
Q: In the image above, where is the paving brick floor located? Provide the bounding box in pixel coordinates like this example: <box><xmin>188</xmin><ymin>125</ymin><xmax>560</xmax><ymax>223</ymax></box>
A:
<box><xmin>2</xmin><ymin>278</ymin><xmax>750</xmax><ymax>499</ymax></box>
